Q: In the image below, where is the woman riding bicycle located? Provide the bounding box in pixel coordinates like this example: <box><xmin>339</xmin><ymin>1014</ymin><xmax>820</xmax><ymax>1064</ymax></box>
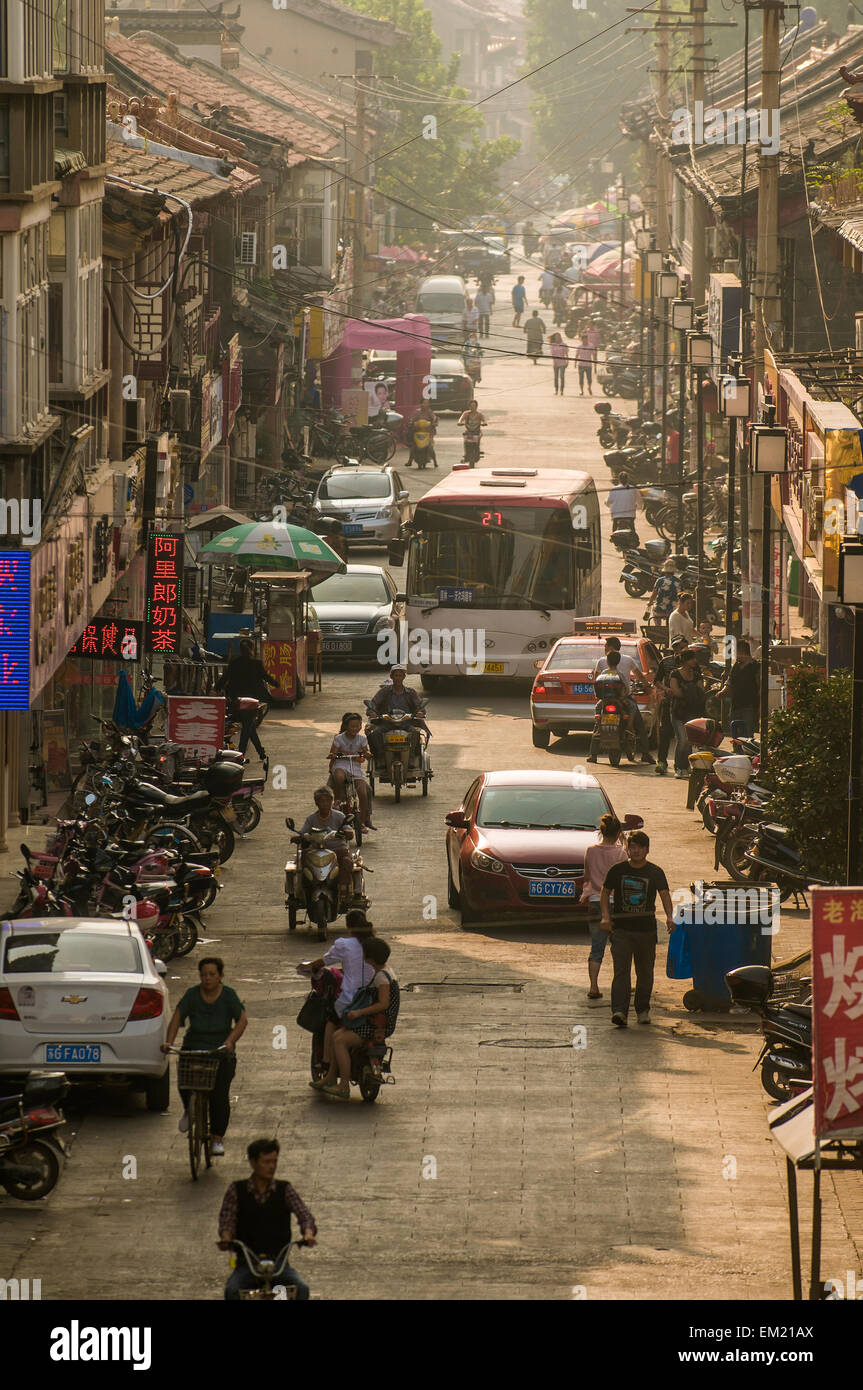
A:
<box><xmin>328</xmin><ymin>712</ymin><xmax>375</xmax><ymax>831</ymax></box>
<box><xmin>162</xmin><ymin>957</ymin><xmax>247</xmax><ymax>1156</ymax></box>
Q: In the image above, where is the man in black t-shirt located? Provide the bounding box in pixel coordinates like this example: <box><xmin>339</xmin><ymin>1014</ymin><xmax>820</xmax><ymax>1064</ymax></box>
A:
<box><xmin>600</xmin><ymin>831</ymin><xmax>675</xmax><ymax>1026</ymax></box>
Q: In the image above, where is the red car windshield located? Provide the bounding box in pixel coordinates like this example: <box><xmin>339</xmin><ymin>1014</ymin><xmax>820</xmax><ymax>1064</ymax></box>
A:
<box><xmin>477</xmin><ymin>785</ymin><xmax>609</xmax><ymax>829</ymax></box>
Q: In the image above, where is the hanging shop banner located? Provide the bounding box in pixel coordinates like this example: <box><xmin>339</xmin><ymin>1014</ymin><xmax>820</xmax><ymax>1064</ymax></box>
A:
<box><xmin>166</xmin><ymin>694</ymin><xmax>225</xmax><ymax>762</ymax></box>
<box><xmin>68</xmin><ymin>619</ymin><xmax>143</xmax><ymax>662</ymax></box>
<box><xmin>0</xmin><ymin>551</ymin><xmax>31</xmax><ymax>710</ymax></box>
<box><xmin>144</xmin><ymin>533</ymin><xmax>183</xmax><ymax>655</ymax></box>
<box><xmin>812</xmin><ymin>886</ymin><xmax>863</xmax><ymax>1141</ymax></box>
<box><xmin>41</xmin><ymin>708</ymin><xmax>71</xmax><ymax>792</ymax></box>
<box><xmin>262</xmin><ymin>639</ymin><xmax>295</xmax><ymax>701</ymax></box>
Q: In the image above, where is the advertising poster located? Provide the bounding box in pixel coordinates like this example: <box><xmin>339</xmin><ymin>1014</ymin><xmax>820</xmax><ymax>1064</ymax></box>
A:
<box><xmin>166</xmin><ymin>695</ymin><xmax>226</xmax><ymax>762</ymax></box>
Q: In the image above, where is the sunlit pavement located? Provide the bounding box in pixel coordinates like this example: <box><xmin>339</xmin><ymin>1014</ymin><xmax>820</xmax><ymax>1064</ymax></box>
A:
<box><xmin>2</xmin><ymin>277</ymin><xmax>861</xmax><ymax>1301</ymax></box>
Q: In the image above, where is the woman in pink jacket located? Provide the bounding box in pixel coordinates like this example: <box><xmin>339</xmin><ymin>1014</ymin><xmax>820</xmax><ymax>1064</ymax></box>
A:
<box><xmin>580</xmin><ymin>813</ymin><xmax>627</xmax><ymax>999</ymax></box>
<box><xmin>549</xmin><ymin>332</ymin><xmax>570</xmax><ymax>396</ymax></box>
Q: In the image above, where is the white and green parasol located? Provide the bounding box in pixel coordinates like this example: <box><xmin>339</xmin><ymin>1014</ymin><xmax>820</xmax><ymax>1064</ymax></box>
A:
<box><xmin>196</xmin><ymin>521</ymin><xmax>346</xmax><ymax>576</ymax></box>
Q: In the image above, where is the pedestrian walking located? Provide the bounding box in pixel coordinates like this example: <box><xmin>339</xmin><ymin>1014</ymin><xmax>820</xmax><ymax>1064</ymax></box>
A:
<box><xmin>668</xmin><ymin>591</ymin><xmax>696</xmax><ymax>646</ymax></box>
<box><xmin>539</xmin><ymin>266</ymin><xmax>555</xmax><ymax>307</ymax></box>
<box><xmin>462</xmin><ymin>297</ymin><xmax>479</xmax><ymax>337</ymax></box>
<box><xmin>163</xmin><ymin>957</ymin><xmax>248</xmax><ymax>1156</ymax></box>
<box><xmin>648</xmin><ymin>557</ymin><xmax>681</xmax><ymax>634</ymax></box>
<box><xmin>667</xmin><ymin>646</ymin><xmax>706</xmax><ymax>778</ymax></box>
<box><xmin>580</xmin><ymin>814</ymin><xmax>627</xmax><ymax>1000</ymax></box>
<box><xmin>552</xmin><ymin>283</ymin><xmax>568</xmax><ymax>326</ymax></box>
<box><xmin>549</xmin><ymin>332</ymin><xmax>569</xmax><ymax>394</ymax></box>
<box><xmin>600</xmin><ymin>831</ymin><xmax>675</xmax><ymax>1027</ymax></box>
<box><xmin>574</xmin><ymin>333</ymin><xmax>595</xmax><ymax>394</ymax></box>
<box><xmin>511</xmin><ymin>275</ymin><xmax>527</xmax><ymax>326</ymax></box>
<box><xmin>524</xmin><ymin>310</ymin><xmax>546</xmax><ymax>363</ymax></box>
<box><xmin>474</xmin><ymin>286</ymin><xmax>494</xmax><ymax>338</ymax></box>
<box><xmin>652</xmin><ymin>634</ymin><xmax>689</xmax><ymax>775</ymax></box>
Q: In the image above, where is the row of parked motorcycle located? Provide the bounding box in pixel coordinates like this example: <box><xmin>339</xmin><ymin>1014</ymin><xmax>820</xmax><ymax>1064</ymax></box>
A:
<box><xmin>680</xmin><ymin>718</ymin><xmax>823</xmax><ymax>1104</ymax></box>
<box><xmin>3</xmin><ymin>713</ymin><xmax>266</xmax><ymax>962</ymax></box>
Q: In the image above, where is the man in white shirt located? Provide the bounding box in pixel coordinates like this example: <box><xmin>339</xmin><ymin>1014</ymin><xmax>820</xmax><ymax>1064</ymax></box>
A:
<box><xmin>606</xmin><ymin>473</ymin><xmax>643</xmax><ymax>531</ymax></box>
<box><xmin>591</xmin><ymin>638</ymin><xmax>654</xmax><ymax>764</ymax></box>
<box><xmin>668</xmin><ymin>592</ymin><xmax>696</xmax><ymax>646</ymax></box>
<box><xmin>474</xmin><ymin>288</ymin><xmax>494</xmax><ymax>337</ymax></box>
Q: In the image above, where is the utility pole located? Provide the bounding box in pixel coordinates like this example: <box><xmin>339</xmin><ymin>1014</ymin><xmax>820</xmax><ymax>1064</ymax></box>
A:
<box><xmin>350</xmin><ymin>50</ymin><xmax>373</xmax><ymax>321</ymax></box>
<box><xmin>690</xmin><ymin>0</ymin><xmax>708</xmax><ymax>308</ymax></box>
<box><xmin>656</xmin><ymin>0</ymin><xmax>672</xmax><ymax>252</ymax></box>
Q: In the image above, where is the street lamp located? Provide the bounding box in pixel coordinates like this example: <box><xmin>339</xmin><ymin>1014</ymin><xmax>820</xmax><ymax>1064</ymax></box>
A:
<box><xmin>749</xmin><ymin>413</ymin><xmax>788</xmax><ymax>771</ymax></box>
<box><xmin>670</xmin><ymin>300</ymin><xmax>695</xmax><ymax>555</ymax></box>
<box><xmin>643</xmin><ymin>249</ymin><xmax>663</xmax><ymax>415</ymax></box>
<box><xmin>635</xmin><ymin>228</ymin><xmax>652</xmax><ymax>252</ymax></box>
<box><xmin>719</xmin><ymin>372</ymin><xmax>752</xmax><ymax>645</ymax></box>
<box><xmin>688</xmin><ymin>330</ymin><xmax>714</xmax><ymax>616</ymax></box>
<box><xmin>838</xmin><ymin>538</ymin><xmax>863</xmax><ymax>884</ymax></box>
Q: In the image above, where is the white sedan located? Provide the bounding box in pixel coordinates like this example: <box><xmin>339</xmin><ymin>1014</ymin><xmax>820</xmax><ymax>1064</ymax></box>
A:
<box><xmin>0</xmin><ymin>918</ymin><xmax>170</xmax><ymax>1111</ymax></box>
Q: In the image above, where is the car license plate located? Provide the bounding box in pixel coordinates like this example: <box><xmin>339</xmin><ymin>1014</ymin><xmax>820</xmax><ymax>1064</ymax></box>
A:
<box><xmin>343</xmin><ymin>524</ymin><xmax>363</xmax><ymax>536</ymax></box>
<box><xmin>571</xmin><ymin>683</ymin><xmax>593</xmax><ymax>694</ymax></box>
<box><xmin>602</xmin><ymin>713</ymin><xmax>620</xmax><ymax>724</ymax></box>
<box><xmin>46</xmin><ymin>1043</ymin><xmax>101</xmax><ymax>1063</ymax></box>
<box><xmin>387</xmin><ymin>733</ymin><xmax>408</xmax><ymax>743</ymax></box>
<box><xmin>483</xmin><ymin>662</ymin><xmax>505</xmax><ymax>674</ymax></box>
<box><xmin>528</xmin><ymin>880</ymin><xmax>575</xmax><ymax>898</ymax></box>
<box><xmin>323</xmin><ymin>639</ymin><xmax>352</xmax><ymax>652</ymax></box>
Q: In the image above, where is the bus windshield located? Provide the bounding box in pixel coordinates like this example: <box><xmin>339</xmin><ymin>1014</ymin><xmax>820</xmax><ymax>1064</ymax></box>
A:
<box><xmin>407</xmin><ymin>504</ymin><xmax>576</xmax><ymax>609</ymax></box>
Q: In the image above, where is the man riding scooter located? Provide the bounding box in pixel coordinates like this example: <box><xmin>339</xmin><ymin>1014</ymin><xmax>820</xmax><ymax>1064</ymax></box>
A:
<box><xmin>366</xmin><ymin>665</ymin><xmax>430</xmax><ymax>766</ymax></box>
<box><xmin>590</xmin><ymin>637</ymin><xmax>655</xmax><ymax>765</ymax></box>
<box><xmin>405</xmin><ymin>401</ymin><xmax>438</xmax><ymax>469</ymax></box>
<box><xmin>586</xmin><ymin>650</ymin><xmax>635</xmax><ymax>766</ymax></box>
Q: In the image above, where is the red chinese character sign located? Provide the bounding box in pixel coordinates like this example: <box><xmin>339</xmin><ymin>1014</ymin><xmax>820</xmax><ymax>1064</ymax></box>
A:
<box><xmin>812</xmin><ymin>887</ymin><xmax>863</xmax><ymax>1140</ymax></box>
<box><xmin>167</xmin><ymin>695</ymin><xmax>226</xmax><ymax>761</ymax></box>
<box><xmin>262</xmin><ymin>640</ymin><xmax>295</xmax><ymax>701</ymax></box>
<box><xmin>68</xmin><ymin>620</ymin><xmax>143</xmax><ymax>662</ymax></box>
<box><xmin>145</xmin><ymin>533</ymin><xmax>183</xmax><ymax>656</ymax></box>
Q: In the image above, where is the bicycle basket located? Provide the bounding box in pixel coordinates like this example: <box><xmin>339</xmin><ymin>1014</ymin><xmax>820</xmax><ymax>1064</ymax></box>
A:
<box><xmin>177</xmin><ymin>1053</ymin><xmax>221</xmax><ymax>1091</ymax></box>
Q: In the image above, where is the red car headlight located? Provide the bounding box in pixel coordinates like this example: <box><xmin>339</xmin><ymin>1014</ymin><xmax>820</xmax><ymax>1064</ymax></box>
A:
<box><xmin>470</xmin><ymin>848</ymin><xmax>505</xmax><ymax>874</ymax></box>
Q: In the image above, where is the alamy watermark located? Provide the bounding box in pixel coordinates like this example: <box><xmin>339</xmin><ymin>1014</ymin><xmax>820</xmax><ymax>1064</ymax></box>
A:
<box><xmin>0</xmin><ymin>498</ymin><xmax>41</xmax><ymax>547</ymax></box>
<box><xmin>376</xmin><ymin>626</ymin><xmax>486</xmax><ymax>673</ymax></box>
<box><xmin>671</xmin><ymin>101</ymin><xmax>780</xmax><ymax>156</ymax></box>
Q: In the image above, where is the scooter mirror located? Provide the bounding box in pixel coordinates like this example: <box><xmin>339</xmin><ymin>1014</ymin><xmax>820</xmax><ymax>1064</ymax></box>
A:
<box><xmin>285</xmin><ymin>817</ymin><xmax>295</xmax><ymax>830</ymax></box>
<box><xmin>85</xmin><ymin>793</ymin><xmax>98</xmax><ymax>806</ymax></box>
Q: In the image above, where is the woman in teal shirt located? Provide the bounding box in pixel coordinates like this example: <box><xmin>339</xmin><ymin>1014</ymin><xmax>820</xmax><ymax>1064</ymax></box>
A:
<box><xmin>162</xmin><ymin>957</ymin><xmax>247</xmax><ymax>1156</ymax></box>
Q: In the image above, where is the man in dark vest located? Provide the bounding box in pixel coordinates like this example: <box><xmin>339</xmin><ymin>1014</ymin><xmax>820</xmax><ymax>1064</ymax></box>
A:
<box><xmin>218</xmin><ymin>1137</ymin><xmax>316</xmax><ymax>1299</ymax></box>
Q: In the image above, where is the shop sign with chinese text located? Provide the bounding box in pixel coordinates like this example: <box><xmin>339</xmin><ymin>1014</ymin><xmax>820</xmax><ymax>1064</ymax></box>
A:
<box><xmin>262</xmin><ymin>639</ymin><xmax>295</xmax><ymax>700</ymax></box>
<box><xmin>144</xmin><ymin>533</ymin><xmax>183</xmax><ymax>655</ymax></box>
<box><xmin>0</xmin><ymin>552</ymin><xmax>31</xmax><ymax>710</ymax></box>
<box><xmin>812</xmin><ymin>886</ymin><xmax>863</xmax><ymax>1140</ymax></box>
<box><xmin>68</xmin><ymin>619</ymin><xmax>142</xmax><ymax>662</ymax></box>
<box><xmin>166</xmin><ymin>695</ymin><xmax>225</xmax><ymax>761</ymax></box>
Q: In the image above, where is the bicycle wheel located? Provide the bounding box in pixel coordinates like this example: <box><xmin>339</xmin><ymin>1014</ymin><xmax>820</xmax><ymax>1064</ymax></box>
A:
<box><xmin>188</xmin><ymin>1091</ymin><xmax>204</xmax><ymax>1180</ymax></box>
<box><xmin>202</xmin><ymin>1092</ymin><xmax>213</xmax><ymax>1170</ymax></box>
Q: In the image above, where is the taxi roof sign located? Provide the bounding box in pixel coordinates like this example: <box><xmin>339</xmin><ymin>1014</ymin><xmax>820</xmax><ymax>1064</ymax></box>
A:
<box><xmin>572</xmin><ymin>616</ymin><xmax>637</xmax><ymax>635</ymax></box>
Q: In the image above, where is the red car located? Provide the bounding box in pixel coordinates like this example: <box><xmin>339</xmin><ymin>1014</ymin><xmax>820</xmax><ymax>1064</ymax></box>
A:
<box><xmin>444</xmin><ymin>769</ymin><xmax>643</xmax><ymax>926</ymax></box>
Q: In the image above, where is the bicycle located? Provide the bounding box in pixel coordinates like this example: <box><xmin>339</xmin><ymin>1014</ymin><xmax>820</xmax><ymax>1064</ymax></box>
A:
<box><xmin>220</xmin><ymin>1239</ymin><xmax>312</xmax><ymax>1300</ymax></box>
<box><xmin>169</xmin><ymin>1046</ymin><xmax>226</xmax><ymax>1180</ymax></box>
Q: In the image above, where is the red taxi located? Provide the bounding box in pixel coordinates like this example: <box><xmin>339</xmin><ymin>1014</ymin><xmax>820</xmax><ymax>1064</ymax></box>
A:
<box><xmin>529</xmin><ymin>617</ymin><xmax>659</xmax><ymax>749</ymax></box>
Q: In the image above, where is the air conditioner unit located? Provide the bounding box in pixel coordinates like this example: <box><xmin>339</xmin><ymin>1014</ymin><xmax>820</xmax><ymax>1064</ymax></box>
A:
<box><xmin>184</xmin><ymin>567</ymin><xmax>201</xmax><ymax>605</ymax></box>
<box><xmin>238</xmin><ymin>231</ymin><xmax>258</xmax><ymax>265</ymax></box>
<box><xmin>169</xmin><ymin>388</ymin><xmax>191</xmax><ymax>432</ymax></box>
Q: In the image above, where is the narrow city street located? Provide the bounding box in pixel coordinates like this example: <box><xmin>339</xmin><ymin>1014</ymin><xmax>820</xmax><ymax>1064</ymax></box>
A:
<box><xmin>3</xmin><ymin>281</ymin><xmax>860</xmax><ymax>1302</ymax></box>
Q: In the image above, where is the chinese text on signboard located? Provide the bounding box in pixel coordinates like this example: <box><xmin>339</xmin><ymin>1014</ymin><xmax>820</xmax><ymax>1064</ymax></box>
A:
<box><xmin>812</xmin><ymin>887</ymin><xmax>863</xmax><ymax>1139</ymax></box>
<box><xmin>0</xmin><ymin>552</ymin><xmax>31</xmax><ymax>710</ymax></box>
<box><xmin>145</xmin><ymin>533</ymin><xmax>183</xmax><ymax>655</ymax></box>
<box><xmin>262</xmin><ymin>640</ymin><xmax>294</xmax><ymax>700</ymax></box>
<box><xmin>166</xmin><ymin>695</ymin><xmax>226</xmax><ymax>762</ymax></box>
<box><xmin>68</xmin><ymin>619</ymin><xmax>143</xmax><ymax>662</ymax></box>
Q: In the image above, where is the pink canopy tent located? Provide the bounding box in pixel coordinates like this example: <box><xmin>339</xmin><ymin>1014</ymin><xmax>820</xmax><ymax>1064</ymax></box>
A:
<box><xmin>320</xmin><ymin>314</ymin><xmax>432</xmax><ymax>424</ymax></box>
<box><xmin>584</xmin><ymin>249</ymin><xmax>634</xmax><ymax>280</ymax></box>
<box><xmin>379</xmin><ymin>244</ymin><xmax>421</xmax><ymax>263</ymax></box>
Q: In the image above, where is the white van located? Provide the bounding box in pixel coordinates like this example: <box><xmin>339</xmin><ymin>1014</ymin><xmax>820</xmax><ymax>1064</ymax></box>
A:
<box><xmin>414</xmin><ymin>274</ymin><xmax>468</xmax><ymax>345</ymax></box>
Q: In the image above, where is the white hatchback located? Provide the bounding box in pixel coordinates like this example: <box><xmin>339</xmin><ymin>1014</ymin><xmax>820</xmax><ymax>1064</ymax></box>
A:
<box><xmin>0</xmin><ymin>918</ymin><xmax>170</xmax><ymax>1112</ymax></box>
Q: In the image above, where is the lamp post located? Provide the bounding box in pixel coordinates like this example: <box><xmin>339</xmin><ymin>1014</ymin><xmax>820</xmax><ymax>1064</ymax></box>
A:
<box><xmin>688</xmin><ymin>330</ymin><xmax>714</xmax><ymax>620</ymax></box>
<box><xmin>749</xmin><ymin>409</ymin><xmax>788</xmax><ymax>773</ymax></box>
<box><xmin>636</xmin><ymin>228</ymin><xmax>653</xmax><ymax>410</ymax></box>
<box><xmin>616</xmin><ymin>187</ymin><xmax>628</xmax><ymax>321</ymax></box>
<box><xmin>657</xmin><ymin>269</ymin><xmax>680</xmax><ymax>535</ymax></box>
<box><xmin>644</xmin><ymin>249</ymin><xmax>663</xmax><ymax>417</ymax></box>
<box><xmin>719</xmin><ymin>369</ymin><xmax>751</xmax><ymax>652</ymax></box>
<box><xmin>838</xmin><ymin>538</ymin><xmax>863</xmax><ymax>883</ymax></box>
<box><xmin>672</xmin><ymin>299</ymin><xmax>694</xmax><ymax>557</ymax></box>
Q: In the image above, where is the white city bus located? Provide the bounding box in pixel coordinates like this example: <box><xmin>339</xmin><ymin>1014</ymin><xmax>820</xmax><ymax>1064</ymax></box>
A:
<box><xmin>400</xmin><ymin>467</ymin><xmax>601</xmax><ymax>686</ymax></box>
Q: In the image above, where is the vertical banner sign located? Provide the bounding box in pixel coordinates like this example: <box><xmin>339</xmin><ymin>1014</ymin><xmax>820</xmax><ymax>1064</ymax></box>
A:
<box><xmin>0</xmin><ymin>552</ymin><xmax>31</xmax><ymax>710</ymax></box>
<box><xmin>262</xmin><ymin>639</ymin><xmax>295</xmax><ymax>700</ymax></box>
<box><xmin>812</xmin><ymin>886</ymin><xmax>863</xmax><ymax>1140</ymax></box>
<box><xmin>145</xmin><ymin>533</ymin><xmax>183</xmax><ymax>655</ymax></box>
<box><xmin>166</xmin><ymin>694</ymin><xmax>225</xmax><ymax>762</ymax></box>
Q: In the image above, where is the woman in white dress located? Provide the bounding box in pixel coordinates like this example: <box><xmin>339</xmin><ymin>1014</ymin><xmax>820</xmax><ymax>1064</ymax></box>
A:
<box><xmin>328</xmin><ymin>712</ymin><xmax>375</xmax><ymax>830</ymax></box>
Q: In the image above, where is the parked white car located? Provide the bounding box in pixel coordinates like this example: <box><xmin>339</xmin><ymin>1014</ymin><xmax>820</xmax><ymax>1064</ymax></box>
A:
<box><xmin>0</xmin><ymin>918</ymin><xmax>170</xmax><ymax>1111</ymax></box>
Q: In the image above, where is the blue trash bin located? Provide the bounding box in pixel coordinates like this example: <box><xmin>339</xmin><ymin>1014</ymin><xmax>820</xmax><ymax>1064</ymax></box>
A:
<box><xmin>676</xmin><ymin>880</ymin><xmax>775</xmax><ymax>1011</ymax></box>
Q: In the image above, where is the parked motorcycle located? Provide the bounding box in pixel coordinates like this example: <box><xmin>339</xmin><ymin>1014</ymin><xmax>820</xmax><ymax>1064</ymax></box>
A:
<box><xmin>743</xmin><ymin>823</ymin><xmax>832</xmax><ymax>904</ymax></box>
<box><xmin>284</xmin><ymin>819</ymin><xmax>369</xmax><ymax>940</ymax></box>
<box><xmin>725</xmin><ymin>963</ymin><xmax>812</xmax><ymax>1101</ymax></box>
<box><xmin>0</xmin><ymin>1071</ymin><xmax>68</xmax><ymax>1200</ymax></box>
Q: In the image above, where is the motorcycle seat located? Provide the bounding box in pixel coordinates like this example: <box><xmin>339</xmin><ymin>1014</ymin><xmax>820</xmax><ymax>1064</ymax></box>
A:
<box><xmin>746</xmin><ymin>784</ymin><xmax>771</xmax><ymax>799</ymax></box>
<box><xmin>643</xmin><ymin>539</ymin><xmax>670</xmax><ymax>561</ymax></box>
<box><xmin>763</xmin><ymin>823</ymin><xmax>793</xmax><ymax>840</ymax></box>
<box><xmin>126</xmin><ymin>783</ymin><xmax>210</xmax><ymax>811</ymax></box>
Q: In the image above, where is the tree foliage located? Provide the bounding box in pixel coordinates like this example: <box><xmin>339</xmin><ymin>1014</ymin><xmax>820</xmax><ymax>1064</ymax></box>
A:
<box><xmin>345</xmin><ymin>0</ymin><xmax>519</xmax><ymax>234</ymax></box>
<box><xmin>761</xmin><ymin>666</ymin><xmax>858</xmax><ymax>881</ymax></box>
